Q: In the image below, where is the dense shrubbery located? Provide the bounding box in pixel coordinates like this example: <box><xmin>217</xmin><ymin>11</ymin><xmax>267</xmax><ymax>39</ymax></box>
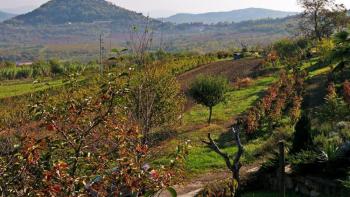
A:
<box><xmin>0</xmin><ymin>60</ymin><xmax>99</xmax><ymax>80</ymax></box>
<box><xmin>273</xmin><ymin>38</ymin><xmax>310</xmax><ymax>66</ymax></box>
<box><xmin>0</xmin><ymin>52</ymin><xmax>218</xmax><ymax>81</ymax></box>
<box><xmin>163</xmin><ymin>54</ymin><xmax>217</xmax><ymax>75</ymax></box>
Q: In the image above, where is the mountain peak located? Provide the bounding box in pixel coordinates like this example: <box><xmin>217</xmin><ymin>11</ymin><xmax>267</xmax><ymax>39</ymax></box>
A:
<box><xmin>5</xmin><ymin>0</ymin><xmax>148</xmax><ymax>25</ymax></box>
<box><xmin>0</xmin><ymin>10</ymin><xmax>16</xmax><ymax>22</ymax></box>
<box><xmin>163</xmin><ymin>8</ymin><xmax>298</xmax><ymax>24</ymax></box>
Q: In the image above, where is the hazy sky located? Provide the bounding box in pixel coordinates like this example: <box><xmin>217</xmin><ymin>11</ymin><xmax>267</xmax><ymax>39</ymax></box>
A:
<box><xmin>1</xmin><ymin>0</ymin><xmax>349</xmax><ymax>17</ymax></box>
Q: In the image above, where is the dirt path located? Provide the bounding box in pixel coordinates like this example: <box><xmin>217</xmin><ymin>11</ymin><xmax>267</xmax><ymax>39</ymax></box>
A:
<box><xmin>160</xmin><ymin>163</ymin><xmax>263</xmax><ymax>197</ymax></box>
<box><xmin>177</xmin><ymin>58</ymin><xmax>263</xmax><ymax>111</ymax></box>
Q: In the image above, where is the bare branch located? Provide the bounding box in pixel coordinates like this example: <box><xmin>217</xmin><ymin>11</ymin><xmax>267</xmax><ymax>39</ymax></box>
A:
<box><xmin>203</xmin><ymin>126</ymin><xmax>245</xmax><ymax>196</ymax></box>
<box><xmin>203</xmin><ymin>133</ymin><xmax>233</xmax><ymax>171</ymax></box>
<box><xmin>232</xmin><ymin>127</ymin><xmax>244</xmax><ymax>168</ymax></box>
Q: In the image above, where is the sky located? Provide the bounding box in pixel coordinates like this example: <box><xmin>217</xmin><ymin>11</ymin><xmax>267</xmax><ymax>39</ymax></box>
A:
<box><xmin>0</xmin><ymin>0</ymin><xmax>349</xmax><ymax>17</ymax></box>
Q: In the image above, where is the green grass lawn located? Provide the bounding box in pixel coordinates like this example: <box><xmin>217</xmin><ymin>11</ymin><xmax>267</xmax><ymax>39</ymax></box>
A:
<box><xmin>300</xmin><ymin>57</ymin><xmax>319</xmax><ymax>70</ymax></box>
<box><xmin>0</xmin><ymin>75</ymin><xmax>90</xmax><ymax>99</ymax></box>
<box><xmin>308</xmin><ymin>66</ymin><xmax>331</xmax><ymax>78</ymax></box>
<box><xmin>153</xmin><ymin>76</ymin><xmax>276</xmax><ymax>174</ymax></box>
<box><xmin>154</xmin><ymin>122</ymin><xmax>270</xmax><ymax>175</ymax></box>
<box><xmin>183</xmin><ymin>76</ymin><xmax>276</xmax><ymax>125</ymax></box>
<box><xmin>183</xmin><ymin>134</ymin><xmax>265</xmax><ymax>173</ymax></box>
<box><xmin>301</xmin><ymin>57</ymin><xmax>332</xmax><ymax>79</ymax></box>
<box><xmin>0</xmin><ymin>79</ymin><xmax>65</xmax><ymax>99</ymax></box>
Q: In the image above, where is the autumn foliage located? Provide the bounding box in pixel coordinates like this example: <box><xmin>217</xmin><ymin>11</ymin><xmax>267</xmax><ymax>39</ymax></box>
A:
<box><xmin>245</xmin><ymin>70</ymin><xmax>305</xmax><ymax>135</ymax></box>
<box><xmin>343</xmin><ymin>80</ymin><xmax>350</xmax><ymax>104</ymax></box>
<box><xmin>0</xmin><ymin>72</ymin><xmax>186</xmax><ymax>196</ymax></box>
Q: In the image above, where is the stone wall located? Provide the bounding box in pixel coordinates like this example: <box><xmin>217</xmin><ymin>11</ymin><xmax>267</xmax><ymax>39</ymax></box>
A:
<box><xmin>261</xmin><ymin>172</ymin><xmax>350</xmax><ymax>197</ymax></box>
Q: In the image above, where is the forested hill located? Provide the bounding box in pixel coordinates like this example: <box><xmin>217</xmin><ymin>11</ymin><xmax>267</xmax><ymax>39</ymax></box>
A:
<box><xmin>4</xmin><ymin>0</ymin><xmax>155</xmax><ymax>26</ymax></box>
<box><xmin>0</xmin><ymin>11</ymin><xmax>15</xmax><ymax>22</ymax></box>
<box><xmin>0</xmin><ymin>0</ymin><xmax>299</xmax><ymax>61</ymax></box>
<box><xmin>162</xmin><ymin>8</ymin><xmax>298</xmax><ymax>24</ymax></box>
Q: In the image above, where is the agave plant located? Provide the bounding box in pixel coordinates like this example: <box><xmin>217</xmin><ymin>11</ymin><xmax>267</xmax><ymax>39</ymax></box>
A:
<box><xmin>330</xmin><ymin>27</ymin><xmax>350</xmax><ymax>72</ymax></box>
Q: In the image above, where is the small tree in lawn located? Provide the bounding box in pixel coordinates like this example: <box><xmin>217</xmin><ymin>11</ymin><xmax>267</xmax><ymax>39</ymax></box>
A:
<box><xmin>189</xmin><ymin>75</ymin><xmax>229</xmax><ymax>124</ymax></box>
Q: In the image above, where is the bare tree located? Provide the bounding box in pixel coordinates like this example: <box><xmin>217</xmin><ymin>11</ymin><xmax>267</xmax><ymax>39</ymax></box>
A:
<box><xmin>128</xmin><ymin>17</ymin><xmax>154</xmax><ymax>68</ymax></box>
<box><xmin>203</xmin><ymin>126</ymin><xmax>244</xmax><ymax>197</ymax></box>
<box><xmin>298</xmin><ymin>0</ymin><xmax>348</xmax><ymax>41</ymax></box>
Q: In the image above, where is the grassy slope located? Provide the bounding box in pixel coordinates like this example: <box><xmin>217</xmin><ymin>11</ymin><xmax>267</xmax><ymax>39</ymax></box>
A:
<box><xmin>154</xmin><ymin>76</ymin><xmax>276</xmax><ymax>174</ymax></box>
<box><xmin>184</xmin><ymin>77</ymin><xmax>275</xmax><ymax>125</ymax></box>
<box><xmin>301</xmin><ymin>57</ymin><xmax>333</xmax><ymax>109</ymax></box>
<box><xmin>0</xmin><ymin>56</ymin><xmax>220</xmax><ymax>99</ymax></box>
<box><xmin>301</xmin><ymin>57</ymin><xmax>332</xmax><ymax>79</ymax></box>
<box><xmin>155</xmin><ymin>57</ymin><xmax>333</xmax><ymax>175</ymax></box>
<box><xmin>0</xmin><ymin>79</ymin><xmax>65</xmax><ymax>99</ymax></box>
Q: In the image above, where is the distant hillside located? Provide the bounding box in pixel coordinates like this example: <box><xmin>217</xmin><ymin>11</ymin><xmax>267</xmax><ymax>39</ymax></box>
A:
<box><xmin>162</xmin><ymin>8</ymin><xmax>298</xmax><ymax>24</ymax></box>
<box><xmin>0</xmin><ymin>1</ymin><xmax>299</xmax><ymax>61</ymax></box>
<box><xmin>5</xmin><ymin>0</ymin><xmax>154</xmax><ymax>25</ymax></box>
<box><xmin>0</xmin><ymin>11</ymin><xmax>15</xmax><ymax>22</ymax></box>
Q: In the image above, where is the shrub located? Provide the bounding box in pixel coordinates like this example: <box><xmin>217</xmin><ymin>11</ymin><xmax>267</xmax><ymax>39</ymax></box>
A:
<box><xmin>216</xmin><ymin>51</ymin><xmax>231</xmax><ymax>59</ymax></box>
<box><xmin>316</xmin><ymin>38</ymin><xmax>334</xmax><ymax>63</ymax></box>
<box><xmin>129</xmin><ymin>65</ymin><xmax>185</xmax><ymax>144</ymax></box>
<box><xmin>288</xmin><ymin>150</ymin><xmax>319</xmax><ymax>167</ymax></box>
<box><xmin>291</xmin><ymin>114</ymin><xmax>313</xmax><ymax>154</ymax></box>
<box><xmin>235</xmin><ymin>77</ymin><xmax>252</xmax><ymax>89</ymax></box>
<box><xmin>15</xmin><ymin>67</ymin><xmax>32</xmax><ymax>79</ymax></box>
<box><xmin>49</xmin><ymin>59</ymin><xmax>64</xmax><ymax>76</ymax></box>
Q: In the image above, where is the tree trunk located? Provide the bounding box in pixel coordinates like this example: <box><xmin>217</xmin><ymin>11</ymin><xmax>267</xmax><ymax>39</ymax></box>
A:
<box><xmin>203</xmin><ymin>127</ymin><xmax>244</xmax><ymax>197</ymax></box>
<box><xmin>233</xmin><ymin>166</ymin><xmax>241</xmax><ymax>197</ymax></box>
<box><xmin>279</xmin><ymin>141</ymin><xmax>286</xmax><ymax>197</ymax></box>
<box><xmin>142</xmin><ymin>127</ymin><xmax>149</xmax><ymax>145</ymax></box>
<box><xmin>208</xmin><ymin>106</ymin><xmax>213</xmax><ymax>124</ymax></box>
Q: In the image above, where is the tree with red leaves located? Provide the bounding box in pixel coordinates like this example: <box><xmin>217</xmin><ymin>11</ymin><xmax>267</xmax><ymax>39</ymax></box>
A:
<box><xmin>0</xmin><ymin>72</ymin><xmax>187</xmax><ymax>196</ymax></box>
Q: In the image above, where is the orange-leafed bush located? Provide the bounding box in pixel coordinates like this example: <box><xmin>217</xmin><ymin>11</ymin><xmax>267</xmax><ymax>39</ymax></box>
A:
<box><xmin>244</xmin><ymin>70</ymin><xmax>304</xmax><ymax>136</ymax></box>
<box><xmin>343</xmin><ymin>80</ymin><xmax>350</xmax><ymax>104</ymax></box>
<box><xmin>235</xmin><ymin>77</ymin><xmax>253</xmax><ymax>89</ymax></box>
<box><xmin>0</xmin><ymin>72</ymin><xmax>187</xmax><ymax>196</ymax></box>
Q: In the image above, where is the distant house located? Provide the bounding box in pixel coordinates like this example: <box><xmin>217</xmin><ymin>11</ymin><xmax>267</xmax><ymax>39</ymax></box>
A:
<box><xmin>233</xmin><ymin>53</ymin><xmax>242</xmax><ymax>60</ymax></box>
<box><xmin>16</xmin><ymin>62</ymin><xmax>33</xmax><ymax>66</ymax></box>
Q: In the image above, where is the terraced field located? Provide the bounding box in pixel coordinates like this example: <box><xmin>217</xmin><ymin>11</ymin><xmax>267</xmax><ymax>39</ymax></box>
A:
<box><xmin>178</xmin><ymin>58</ymin><xmax>263</xmax><ymax>90</ymax></box>
<box><xmin>154</xmin><ymin>58</ymin><xmax>277</xmax><ymax>195</ymax></box>
<box><xmin>177</xmin><ymin>58</ymin><xmax>264</xmax><ymax>110</ymax></box>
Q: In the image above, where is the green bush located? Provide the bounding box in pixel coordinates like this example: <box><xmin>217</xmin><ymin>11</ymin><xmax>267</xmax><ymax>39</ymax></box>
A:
<box><xmin>15</xmin><ymin>67</ymin><xmax>32</xmax><ymax>79</ymax></box>
<box><xmin>291</xmin><ymin>114</ymin><xmax>313</xmax><ymax>154</ymax></box>
<box><xmin>49</xmin><ymin>60</ymin><xmax>64</xmax><ymax>75</ymax></box>
<box><xmin>288</xmin><ymin>150</ymin><xmax>319</xmax><ymax>167</ymax></box>
<box><xmin>216</xmin><ymin>51</ymin><xmax>231</xmax><ymax>59</ymax></box>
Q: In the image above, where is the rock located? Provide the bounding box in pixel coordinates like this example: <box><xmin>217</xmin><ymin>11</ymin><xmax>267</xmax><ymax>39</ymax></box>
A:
<box><xmin>310</xmin><ymin>190</ymin><xmax>320</xmax><ymax>197</ymax></box>
<box><xmin>299</xmin><ymin>185</ymin><xmax>309</xmax><ymax>195</ymax></box>
<box><xmin>305</xmin><ymin>179</ymin><xmax>311</xmax><ymax>187</ymax></box>
<box><xmin>285</xmin><ymin>164</ymin><xmax>293</xmax><ymax>174</ymax></box>
<box><xmin>247</xmin><ymin>167</ymin><xmax>260</xmax><ymax>173</ymax></box>
<box><xmin>179</xmin><ymin>188</ymin><xmax>203</xmax><ymax>197</ymax></box>
<box><xmin>286</xmin><ymin>177</ymin><xmax>294</xmax><ymax>189</ymax></box>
